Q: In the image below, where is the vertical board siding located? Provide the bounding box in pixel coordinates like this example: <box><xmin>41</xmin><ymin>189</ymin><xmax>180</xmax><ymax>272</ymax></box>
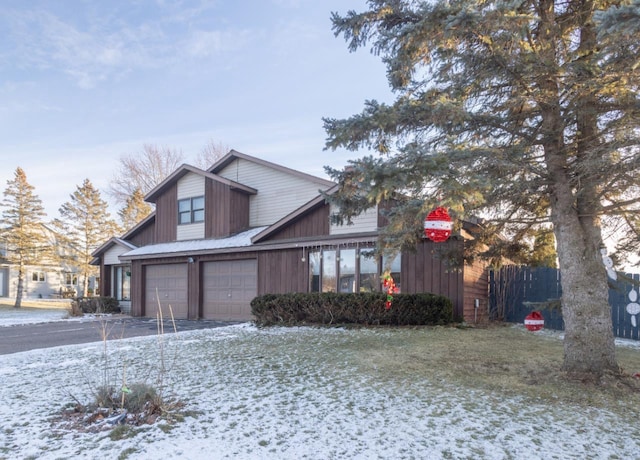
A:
<box><xmin>268</xmin><ymin>205</ymin><xmax>330</xmax><ymax>240</ymax></box>
<box><xmin>204</xmin><ymin>179</ymin><xmax>250</xmax><ymax>238</ymax></box>
<box><xmin>257</xmin><ymin>249</ymin><xmax>308</xmax><ymax>295</ymax></box>
<box><xmin>229</xmin><ymin>190</ymin><xmax>250</xmax><ymax>234</ymax></box>
<box><xmin>155</xmin><ymin>183</ymin><xmax>177</xmax><ymax>243</ymax></box>
<box><xmin>217</xmin><ymin>158</ymin><xmax>331</xmax><ymax>227</ymax></box>
<box><xmin>463</xmin><ymin>260</ymin><xmax>490</xmax><ymax>323</ymax></box>
<box><xmin>490</xmin><ymin>266</ymin><xmax>640</xmax><ymax>340</ymax></box>
<box><xmin>129</xmin><ymin>222</ymin><xmax>155</xmax><ymax>247</ymax></box>
<box><xmin>205</xmin><ymin>178</ymin><xmax>229</xmax><ymax>238</ymax></box>
<box><xmin>402</xmin><ymin>239</ymin><xmax>465</xmax><ymax>319</ymax></box>
<box><xmin>100</xmin><ymin>264</ymin><xmax>111</xmax><ymax>298</ymax></box>
<box><xmin>330</xmin><ymin>205</ymin><xmax>378</xmax><ymax>235</ymax></box>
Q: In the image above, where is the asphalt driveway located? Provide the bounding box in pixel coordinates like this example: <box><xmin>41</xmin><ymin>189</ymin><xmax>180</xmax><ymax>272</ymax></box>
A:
<box><xmin>0</xmin><ymin>316</ymin><xmax>240</xmax><ymax>355</ymax></box>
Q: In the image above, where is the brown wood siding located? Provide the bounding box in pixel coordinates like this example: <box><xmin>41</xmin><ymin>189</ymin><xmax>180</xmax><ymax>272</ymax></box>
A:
<box><xmin>99</xmin><ymin>261</ymin><xmax>111</xmax><ymax>297</ymax></box>
<box><xmin>205</xmin><ymin>178</ymin><xmax>228</xmax><ymax>238</ymax></box>
<box><xmin>204</xmin><ymin>179</ymin><xmax>250</xmax><ymax>238</ymax></box>
<box><xmin>128</xmin><ymin>221</ymin><xmax>155</xmax><ymax>247</ymax></box>
<box><xmin>267</xmin><ymin>205</ymin><xmax>330</xmax><ymax>241</ymax></box>
<box><xmin>462</xmin><ymin>259</ymin><xmax>489</xmax><ymax>323</ymax></box>
<box><xmin>155</xmin><ymin>184</ymin><xmax>177</xmax><ymax>243</ymax></box>
<box><xmin>130</xmin><ymin>260</ymin><xmax>144</xmax><ymax>316</ymax></box>
<box><xmin>257</xmin><ymin>248</ymin><xmax>308</xmax><ymax>294</ymax></box>
<box><xmin>402</xmin><ymin>239</ymin><xmax>465</xmax><ymax>319</ymax></box>
<box><xmin>188</xmin><ymin>258</ymin><xmax>200</xmax><ymax>319</ymax></box>
<box><xmin>229</xmin><ymin>189</ymin><xmax>250</xmax><ymax>234</ymax></box>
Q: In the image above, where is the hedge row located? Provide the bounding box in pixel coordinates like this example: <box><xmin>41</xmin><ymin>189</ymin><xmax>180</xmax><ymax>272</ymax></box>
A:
<box><xmin>251</xmin><ymin>292</ymin><xmax>453</xmax><ymax>327</ymax></box>
<box><xmin>71</xmin><ymin>296</ymin><xmax>121</xmax><ymax>315</ymax></box>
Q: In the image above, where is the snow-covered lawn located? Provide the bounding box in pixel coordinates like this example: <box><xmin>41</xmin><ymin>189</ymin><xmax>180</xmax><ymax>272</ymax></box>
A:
<box><xmin>0</xmin><ymin>305</ymin><xmax>69</xmax><ymax>327</ymax></box>
<box><xmin>1</xmin><ymin>309</ymin><xmax>640</xmax><ymax>459</ymax></box>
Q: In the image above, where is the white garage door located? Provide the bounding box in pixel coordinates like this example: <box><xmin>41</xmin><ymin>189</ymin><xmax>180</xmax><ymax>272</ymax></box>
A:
<box><xmin>145</xmin><ymin>264</ymin><xmax>189</xmax><ymax>319</ymax></box>
<box><xmin>202</xmin><ymin>260</ymin><xmax>257</xmax><ymax>321</ymax></box>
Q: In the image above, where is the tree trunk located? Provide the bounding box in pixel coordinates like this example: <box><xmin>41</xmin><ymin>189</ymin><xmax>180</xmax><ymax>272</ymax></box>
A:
<box><xmin>553</xmin><ymin>207</ymin><xmax>618</xmax><ymax>376</ymax></box>
<box><xmin>14</xmin><ymin>266</ymin><xmax>24</xmax><ymax>308</ymax></box>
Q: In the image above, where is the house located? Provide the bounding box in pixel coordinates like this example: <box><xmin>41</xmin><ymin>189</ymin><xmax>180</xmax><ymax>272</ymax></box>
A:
<box><xmin>0</xmin><ymin>224</ymin><xmax>88</xmax><ymax>300</ymax></box>
<box><xmin>91</xmin><ymin>150</ymin><xmax>489</xmax><ymax>322</ymax></box>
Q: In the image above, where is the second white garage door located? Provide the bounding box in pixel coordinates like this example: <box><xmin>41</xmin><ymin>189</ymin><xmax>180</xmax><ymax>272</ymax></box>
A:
<box><xmin>145</xmin><ymin>264</ymin><xmax>189</xmax><ymax>319</ymax></box>
<box><xmin>202</xmin><ymin>259</ymin><xmax>257</xmax><ymax>321</ymax></box>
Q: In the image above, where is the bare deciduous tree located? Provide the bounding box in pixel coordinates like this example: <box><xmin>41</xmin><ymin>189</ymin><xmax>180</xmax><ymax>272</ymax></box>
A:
<box><xmin>193</xmin><ymin>139</ymin><xmax>229</xmax><ymax>170</ymax></box>
<box><xmin>108</xmin><ymin>144</ymin><xmax>185</xmax><ymax>205</ymax></box>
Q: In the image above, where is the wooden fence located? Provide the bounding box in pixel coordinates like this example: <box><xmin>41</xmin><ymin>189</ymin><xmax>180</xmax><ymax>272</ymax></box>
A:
<box><xmin>489</xmin><ymin>266</ymin><xmax>640</xmax><ymax>340</ymax></box>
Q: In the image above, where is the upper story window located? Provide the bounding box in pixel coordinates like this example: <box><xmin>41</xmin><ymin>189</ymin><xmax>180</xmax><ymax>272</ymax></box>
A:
<box><xmin>178</xmin><ymin>196</ymin><xmax>205</xmax><ymax>224</ymax></box>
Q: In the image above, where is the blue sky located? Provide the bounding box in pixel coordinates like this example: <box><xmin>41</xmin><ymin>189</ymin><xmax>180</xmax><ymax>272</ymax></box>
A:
<box><xmin>0</xmin><ymin>0</ymin><xmax>392</xmax><ymax>218</ymax></box>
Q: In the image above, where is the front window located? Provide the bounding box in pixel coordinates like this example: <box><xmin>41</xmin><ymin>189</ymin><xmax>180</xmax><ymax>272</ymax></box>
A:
<box><xmin>308</xmin><ymin>247</ymin><xmax>399</xmax><ymax>294</ymax></box>
<box><xmin>338</xmin><ymin>249</ymin><xmax>356</xmax><ymax>293</ymax></box>
<box><xmin>309</xmin><ymin>251</ymin><xmax>321</xmax><ymax>292</ymax></box>
<box><xmin>178</xmin><ymin>196</ymin><xmax>205</xmax><ymax>224</ymax></box>
<box><xmin>32</xmin><ymin>272</ymin><xmax>45</xmax><ymax>282</ymax></box>
<box><xmin>114</xmin><ymin>266</ymin><xmax>131</xmax><ymax>301</ymax></box>
<box><xmin>359</xmin><ymin>250</ymin><xmax>379</xmax><ymax>292</ymax></box>
<box><xmin>322</xmin><ymin>250</ymin><xmax>337</xmax><ymax>293</ymax></box>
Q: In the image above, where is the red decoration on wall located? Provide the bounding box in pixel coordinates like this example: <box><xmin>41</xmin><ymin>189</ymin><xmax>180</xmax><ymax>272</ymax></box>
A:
<box><xmin>423</xmin><ymin>207</ymin><xmax>453</xmax><ymax>243</ymax></box>
<box><xmin>383</xmin><ymin>273</ymin><xmax>399</xmax><ymax>310</ymax></box>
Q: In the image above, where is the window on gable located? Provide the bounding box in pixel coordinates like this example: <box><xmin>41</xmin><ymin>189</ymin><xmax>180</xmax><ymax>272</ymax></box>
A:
<box><xmin>178</xmin><ymin>196</ymin><xmax>205</xmax><ymax>224</ymax></box>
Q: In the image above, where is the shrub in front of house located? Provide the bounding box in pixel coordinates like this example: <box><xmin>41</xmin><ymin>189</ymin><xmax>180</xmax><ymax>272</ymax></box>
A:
<box><xmin>72</xmin><ymin>296</ymin><xmax>121</xmax><ymax>315</ymax></box>
<box><xmin>251</xmin><ymin>292</ymin><xmax>453</xmax><ymax>327</ymax></box>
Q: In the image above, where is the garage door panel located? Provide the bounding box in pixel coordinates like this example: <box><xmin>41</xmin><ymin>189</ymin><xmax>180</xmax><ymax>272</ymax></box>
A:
<box><xmin>145</xmin><ymin>264</ymin><xmax>188</xmax><ymax>319</ymax></box>
<box><xmin>203</xmin><ymin>260</ymin><xmax>256</xmax><ymax>321</ymax></box>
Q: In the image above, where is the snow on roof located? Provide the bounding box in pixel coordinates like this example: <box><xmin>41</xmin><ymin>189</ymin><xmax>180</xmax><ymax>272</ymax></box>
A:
<box><xmin>121</xmin><ymin>226</ymin><xmax>269</xmax><ymax>259</ymax></box>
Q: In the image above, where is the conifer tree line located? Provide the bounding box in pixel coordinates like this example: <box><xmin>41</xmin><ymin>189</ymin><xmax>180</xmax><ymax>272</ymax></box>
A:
<box><xmin>0</xmin><ymin>141</ymin><xmax>228</xmax><ymax>307</ymax></box>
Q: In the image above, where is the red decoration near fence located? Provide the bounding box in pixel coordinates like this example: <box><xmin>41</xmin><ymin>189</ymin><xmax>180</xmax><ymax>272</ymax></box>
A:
<box><xmin>424</xmin><ymin>207</ymin><xmax>453</xmax><ymax>243</ymax></box>
<box><xmin>524</xmin><ymin>311</ymin><xmax>545</xmax><ymax>331</ymax></box>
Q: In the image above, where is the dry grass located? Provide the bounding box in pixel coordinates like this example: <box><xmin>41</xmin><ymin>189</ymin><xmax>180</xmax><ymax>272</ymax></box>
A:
<box><xmin>351</xmin><ymin>324</ymin><xmax>640</xmax><ymax>411</ymax></box>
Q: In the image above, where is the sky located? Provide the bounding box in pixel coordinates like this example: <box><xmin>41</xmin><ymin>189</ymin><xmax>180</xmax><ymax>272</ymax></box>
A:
<box><xmin>0</xmin><ymin>0</ymin><xmax>393</xmax><ymax>219</ymax></box>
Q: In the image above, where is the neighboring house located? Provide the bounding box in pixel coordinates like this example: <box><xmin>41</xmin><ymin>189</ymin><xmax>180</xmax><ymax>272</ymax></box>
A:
<box><xmin>92</xmin><ymin>150</ymin><xmax>489</xmax><ymax>321</ymax></box>
<box><xmin>0</xmin><ymin>224</ymin><xmax>89</xmax><ymax>300</ymax></box>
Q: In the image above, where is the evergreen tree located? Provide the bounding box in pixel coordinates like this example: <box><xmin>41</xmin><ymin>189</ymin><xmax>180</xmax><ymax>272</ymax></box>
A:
<box><xmin>324</xmin><ymin>0</ymin><xmax>640</xmax><ymax>377</ymax></box>
<box><xmin>118</xmin><ymin>188</ymin><xmax>152</xmax><ymax>230</ymax></box>
<box><xmin>529</xmin><ymin>229</ymin><xmax>558</xmax><ymax>269</ymax></box>
<box><xmin>56</xmin><ymin>179</ymin><xmax>119</xmax><ymax>297</ymax></box>
<box><xmin>0</xmin><ymin>168</ymin><xmax>49</xmax><ymax>307</ymax></box>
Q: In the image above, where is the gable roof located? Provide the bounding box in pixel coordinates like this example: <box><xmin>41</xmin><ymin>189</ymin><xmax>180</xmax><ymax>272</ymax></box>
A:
<box><xmin>145</xmin><ymin>164</ymin><xmax>258</xmax><ymax>203</ymax></box>
<box><xmin>209</xmin><ymin>149</ymin><xmax>335</xmax><ymax>188</ymax></box>
<box><xmin>90</xmin><ymin>237</ymin><xmax>138</xmax><ymax>264</ymax></box>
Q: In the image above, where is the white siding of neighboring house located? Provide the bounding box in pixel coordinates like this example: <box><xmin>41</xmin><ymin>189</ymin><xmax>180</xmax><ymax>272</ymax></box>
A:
<box><xmin>177</xmin><ymin>173</ymin><xmax>205</xmax><ymax>241</ymax></box>
<box><xmin>217</xmin><ymin>158</ymin><xmax>332</xmax><ymax>227</ymax></box>
<box><xmin>330</xmin><ymin>204</ymin><xmax>379</xmax><ymax>235</ymax></box>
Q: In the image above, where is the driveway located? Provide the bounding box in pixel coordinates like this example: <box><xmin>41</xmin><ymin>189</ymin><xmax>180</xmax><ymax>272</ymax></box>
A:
<box><xmin>0</xmin><ymin>316</ymin><xmax>240</xmax><ymax>355</ymax></box>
